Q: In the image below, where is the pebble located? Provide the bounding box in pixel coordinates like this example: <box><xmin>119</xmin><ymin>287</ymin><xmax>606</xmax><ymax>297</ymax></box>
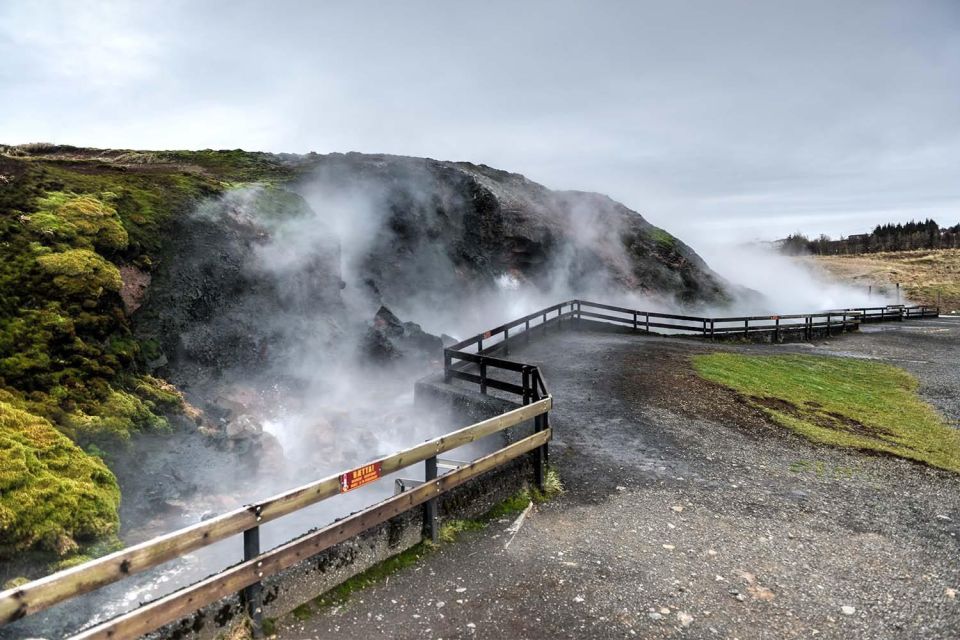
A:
<box><xmin>648</xmin><ymin>612</ymin><xmax>663</xmax><ymax>621</ymax></box>
<box><xmin>841</xmin><ymin>606</ymin><xmax>856</xmax><ymax>616</ymax></box>
<box><xmin>662</xmin><ymin>544</ymin><xmax>676</xmax><ymax>550</ymax></box>
<box><xmin>677</xmin><ymin>611</ymin><xmax>694</xmax><ymax>627</ymax></box>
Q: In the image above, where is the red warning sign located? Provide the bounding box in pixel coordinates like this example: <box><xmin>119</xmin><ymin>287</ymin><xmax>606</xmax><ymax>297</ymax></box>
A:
<box><xmin>339</xmin><ymin>462</ymin><xmax>382</xmax><ymax>493</ymax></box>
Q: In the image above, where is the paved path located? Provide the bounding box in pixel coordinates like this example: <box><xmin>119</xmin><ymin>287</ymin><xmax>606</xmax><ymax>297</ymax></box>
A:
<box><xmin>276</xmin><ymin>319</ymin><xmax>960</xmax><ymax>639</ymax></box>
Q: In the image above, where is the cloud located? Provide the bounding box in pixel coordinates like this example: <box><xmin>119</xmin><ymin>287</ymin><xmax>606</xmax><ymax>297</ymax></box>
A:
<box><xmin>1</xmin><ymin>0</ymin><xmax>958</xmax><ymax>242</ymax></box>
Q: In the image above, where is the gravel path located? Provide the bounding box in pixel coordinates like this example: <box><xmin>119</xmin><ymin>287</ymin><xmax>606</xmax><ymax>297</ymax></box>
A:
<box><xmin>276</xmin><ymin>319</ymin><xmax>960</xmax><ymax>639</ymax></box>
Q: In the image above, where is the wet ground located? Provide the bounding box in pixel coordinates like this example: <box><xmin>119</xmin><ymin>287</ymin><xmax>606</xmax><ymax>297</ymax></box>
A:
<box><xmin>277</xmin><ymin>318</ymin><xmax>960</xmax><ymax>639</ymax></box>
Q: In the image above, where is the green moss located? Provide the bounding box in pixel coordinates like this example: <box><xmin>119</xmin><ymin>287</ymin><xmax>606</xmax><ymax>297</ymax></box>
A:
<box><xmin>437</xmin><ymin>518</ymin><xmax>485</xmax><ymax>543</ymax></box>
<box><xmin>693</xmin><ymin>353</ymin><xmax>960</xmax><ymax>473</ymax></box>
<box><xmin>291</xmin><ymin>603</ymin><xmax>314</xmax><ymax>621</ymax></box>
<box><xmin>312</xmin><ymin>541</ymin><xmax>433</xmax><ymax>609</ymax></box>
<box><xmin>0</xmin><ymin>401</ymin><xmax>120</xmax><ymax>554</ymax></box>
<box><xmin>648</xmin><ymin>227</ymin><xmax>678</xmax><ymax>249</ymax></box>
<box><xmin>37</xmin><ymin>249</ymin><xmax>122</xmax><ymax>299</ymax></box>
<box><xmin>28</xmin><ymin>192</ymin><xmax>128</xmax><ymax>254</ymax></box>
<box><xmin>62</xmin><ymin>388</ymin><xmax>169</xmax><ymax>443</ymax></box>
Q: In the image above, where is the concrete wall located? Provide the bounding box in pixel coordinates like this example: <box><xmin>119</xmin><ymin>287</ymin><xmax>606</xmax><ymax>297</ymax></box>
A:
<box><xmin>150</xmin><ymin>380</ymin><xmax>535</xmax><ymax>640</ymax></box>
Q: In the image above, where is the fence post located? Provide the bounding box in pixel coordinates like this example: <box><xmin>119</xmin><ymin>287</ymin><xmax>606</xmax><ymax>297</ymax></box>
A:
<box><xmin>503</xmin><ymin>328</ymin><xmax>509</xmax><ymax>356</ymax></box>
<box><xmin>576</xmin><ymin>300</ymin><xmax>582</xmax><ymax>325</ymax></box>
<box><xmin>744</xmin><ymin>318</ymin><xmax>748</xmax><ymax>334</ymax></box>
<box><xmin>526</xmin><ymin>318</ymin><xmax>531</xmax><ymax>342</ymax></box>
<box><xmin>710</xmin><ymin>319</ymin><xmax>715</xmax><ymax>340</ymax></box>
<box><xmin>242</xmin><ymin>520</ymin><xmax>264</xmax><ymax>637</ymax></box>
<box><xmin>532</xmin><ymin>380</ymin><xmax>547</xmax><ymax>492</ymax></box>
<box><xmin>443</xmin><ymin>349</ymin><xmax>452</xmax><ymax>383</ymax></box>
<box><xmin>477</xmin><ymin>337</ymin><xmax>483</xmax><ymax>353</ymax></box>
<box><xmin>827</xmin><ymin>314</ymin><xmax>831</xmax><ymax>334</ymax></box>
<box><xmin>702</xmin><ymin>318</ymin><xmax>707</xmax><ymax>336</ymax></box>
<box><xmin>479</xmin><ymin>358</ymin><xmax>488</xmax><ymax>395</ymax></box>
<box><xmin>775</xmin><ymin>317</ymin><xmax>781</xmax><ymax>342</ymax></box>
<box><xmin>522</xmin><ymin>367</ymin><xmax>531</xmax><ymax>406</ymax></box>
<box><xmin>645</xmin><ymin>312</ymin><xmax>650</xmax><ymax>333</ymax></box>
<box><xmin>424</xmin><ymin>456</ymin><xmax>438</xmax><ymax>543</ymax></box>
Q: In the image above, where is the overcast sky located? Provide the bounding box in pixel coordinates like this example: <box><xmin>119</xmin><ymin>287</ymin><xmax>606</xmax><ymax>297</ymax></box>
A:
<box><xmin>1</xmin><ymin>0</ymin><xmax>958</xmax><ymax>244</ymax></box>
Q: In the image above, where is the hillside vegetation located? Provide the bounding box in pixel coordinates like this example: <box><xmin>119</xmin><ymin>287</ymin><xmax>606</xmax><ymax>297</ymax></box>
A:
<box><xmin>0</xmin><ymin>145</ymin><xmax>274</xmax><ymax>555</ymax></box>
<box><xmin>694</xmin><ymin>353</ymin><xmax>960</xmax><ymax>473</ymax></box>
<box><xmin>800</xmin><ymin>249</ymin><xmax>960</xmax><ymax>314</ymax></box>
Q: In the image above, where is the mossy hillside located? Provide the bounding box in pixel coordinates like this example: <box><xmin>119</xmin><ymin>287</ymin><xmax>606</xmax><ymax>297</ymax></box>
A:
<box><xmin>693</xmin><ymin>353</ymin><xmax>960</xmax><ymax>473</ymax></box>
<box><xmin>0</xmin><ymin>398</ymin><xmax>120</xmax><ymax>554</ymax></box>
<box><xmin>0</xmin><ymin>151</ymin><xmax>252</xmax><ymax>553</ymax></box>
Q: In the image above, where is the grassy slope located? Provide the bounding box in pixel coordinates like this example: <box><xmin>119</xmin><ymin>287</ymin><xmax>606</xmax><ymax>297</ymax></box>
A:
<box><xmin>693</xmin><ymin>353</ymin><xmax>960</xmax><ymax>473</ymax></box>
<box><xmin>0</xmin><ymin>146</ymin><xmax>295</xmax><ymax>557</ymax></box>
<box><xmin>800</xmin><ymin>249</ymin><xmax>960</xmax><ymax>314</ymax></box>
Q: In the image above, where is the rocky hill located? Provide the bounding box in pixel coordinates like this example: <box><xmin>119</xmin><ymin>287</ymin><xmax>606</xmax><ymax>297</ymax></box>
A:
<box><xmin>0</xmin><ymin>144</ymin><xmax>730</xmax><ymax>566</ymax></box>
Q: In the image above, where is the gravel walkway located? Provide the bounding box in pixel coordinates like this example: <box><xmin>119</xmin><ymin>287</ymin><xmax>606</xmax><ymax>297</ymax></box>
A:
<box><xmin>276</xmin><ymin>319</ymin><xmax>960</xmax><ymax>639</ymax></box>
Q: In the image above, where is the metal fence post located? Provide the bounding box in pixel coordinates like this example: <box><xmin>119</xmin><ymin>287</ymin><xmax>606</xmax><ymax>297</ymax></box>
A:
<box><xmin>775</xmin><ymin>317</ymin><xmax>781</xmax><ymax>342</ymax></box>
<box><xmin>424</xmin><ymin>457</ymin><xmax>438</xmax><ymax>543</ymax></box>
<box><xmin>242</xmin><ymin>519</ymin><xmax>263</xmax><ymax>637</ymax></box>
<box><xmin>645</xmin><ymin>312</ymin><xmax>650</xmax><ymax>333</ymax></box>
<box><xmin>532</xmin><ymin>374</ymin><xmax>548</xmax><ymax>492</ymax></box>
<box><xmin>479</xmin><ymin>358</ymin><xmax>488</xmax><ymax>395</ymax></box>
<box><xmin>632</xmin><ymin>311</ymin><xmax>637</xmax><ymax>332</ymax></box>
<box><xmin>443</xmin><ymin>350</ymin><xmax>452</xmax><ymax>383</ymax></box>
<box><xmin>710</xmin><ymin>319</ymin><xmax>715</xmax><ymax>340</ymax></box>
<box><xmin>503</xmin><ymin>328</ymin><xmax>509</xmax><ymax>355</ymax></box>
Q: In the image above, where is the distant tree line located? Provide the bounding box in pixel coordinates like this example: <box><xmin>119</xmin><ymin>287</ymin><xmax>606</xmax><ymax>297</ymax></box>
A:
<box><xmin>779</xmin><ymin>219</ymin><xmax>960</xmax><ymax>255</ymax></box>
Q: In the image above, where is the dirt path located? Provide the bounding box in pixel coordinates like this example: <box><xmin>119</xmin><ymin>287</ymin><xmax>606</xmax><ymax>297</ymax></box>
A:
<box><xmin>276</xmin><ymin>320</ymin><xmax>960</xmax><ymax>639</ymax></box>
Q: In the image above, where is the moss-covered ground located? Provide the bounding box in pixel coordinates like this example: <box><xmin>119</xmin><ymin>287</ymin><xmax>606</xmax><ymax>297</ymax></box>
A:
<box><xmin>693</xmin><ymin>353</ymin><xmax>960</xmax><ymax>473</ymax></box>
<box><xmin>0</xmin><ymin>146</ymin><xmax>300</xmax><ymax>556</ymax></box>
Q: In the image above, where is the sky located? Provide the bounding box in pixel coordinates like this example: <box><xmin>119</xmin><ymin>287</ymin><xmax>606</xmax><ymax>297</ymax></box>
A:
<box><xmin>1</xmin><ymin>0</ymin><xmax>958</xmax><ymax>245</ymax></box>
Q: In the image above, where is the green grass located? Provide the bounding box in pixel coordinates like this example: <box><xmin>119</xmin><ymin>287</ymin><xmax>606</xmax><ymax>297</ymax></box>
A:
<box><xmin>693</xmin><ymin>353</ymin><xmax>960</xmax><ymax>473</ymax></box>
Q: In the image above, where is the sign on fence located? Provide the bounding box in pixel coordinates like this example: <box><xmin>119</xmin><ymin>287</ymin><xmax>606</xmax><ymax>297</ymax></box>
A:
<box><xmin>339</xmin><ymin>462</ymin><xmax>383</xmax><ymax>493</ymax></box>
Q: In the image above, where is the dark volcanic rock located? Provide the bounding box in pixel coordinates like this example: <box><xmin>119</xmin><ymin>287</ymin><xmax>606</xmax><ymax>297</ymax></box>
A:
<box><xmin>293</xmin><ymin>154</ymin><xmax>730</xmax><ymax>314</ymax></box>
<box><xmin>364</xmin><ymin>305</ymin><xmax>443</xmax><ymax>362</ymax></box>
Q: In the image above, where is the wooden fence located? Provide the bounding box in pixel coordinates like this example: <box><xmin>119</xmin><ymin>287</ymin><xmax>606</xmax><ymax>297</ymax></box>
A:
<box><xmin>0</xmin><ymin>396</ymin><xmax>552</xmax><ymax>639</ymax></box>
<box><xmin>0</xmin><ymin>296</ymin><xmax>938</xmax><ymax>639</ymax></box>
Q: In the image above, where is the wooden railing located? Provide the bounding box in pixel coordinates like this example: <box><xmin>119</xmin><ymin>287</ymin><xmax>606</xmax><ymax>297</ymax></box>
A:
<box><xmin>0</xmin><ymin>398</ymin><xmax>552</xmax><ymax>639</ymax></box>
<box><xmin>1</xmin><ymin>296</ymin><xmax>938</xmax><ymax>640</ymax></box>
<box><xmin>440</xmin><ymin>299</ymin><xmax>940</xmax><ymax>393</ymax></box>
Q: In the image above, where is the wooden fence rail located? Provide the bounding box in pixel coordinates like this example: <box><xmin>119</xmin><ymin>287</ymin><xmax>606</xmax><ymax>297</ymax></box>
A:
<box><xmin>1</xmin><ymin>295</ymin><xmax>938</xmax><ymax>640</ymax></box>
<box><xmin>0</xmin><ymin>396</ymin><xmax>552</xmax><ymax>638</ymax></box>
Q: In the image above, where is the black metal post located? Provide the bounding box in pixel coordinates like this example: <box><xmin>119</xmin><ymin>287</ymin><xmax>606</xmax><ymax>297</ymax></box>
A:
<box><xmin>479</xmin><ymin>358</ymin><xmax>487</xmax><ymax>395</ymax></box>
<box><xmin>532</xmin><ymin>382</ymin><xmax>547</xmax><ymax>492</ymax></box>
<box><xmin>424</xmin><ymin>457</ymin><xmax>438</xmax><ymax>543</ymax></box>
<box><xmin>503</xmin><ymin>328</ymin><xmax>509</xmax><ymax>355</ymax></box>
<box><xmin>522</xmin><ymin>367</ymin><xmax>531</xmax><ymax>406</ymax></box>
<box><xmin>775</xmin><ymin>317</ymin><xmax>780</xmax><ymax>342</ymax></box>
<box><xmin>443</xmin><ymin>350</ymin><xmax>452</xmax><ymax>383</ymax></box>
<box><xmin>632</xmin><ymin>311</ymin><xmax>637</xmax><ymax>332</ymax></box>
<box><xmin>243</xmin><ymin>522</ymin><xmax>263</xmax><ymax>637</ymax></box>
